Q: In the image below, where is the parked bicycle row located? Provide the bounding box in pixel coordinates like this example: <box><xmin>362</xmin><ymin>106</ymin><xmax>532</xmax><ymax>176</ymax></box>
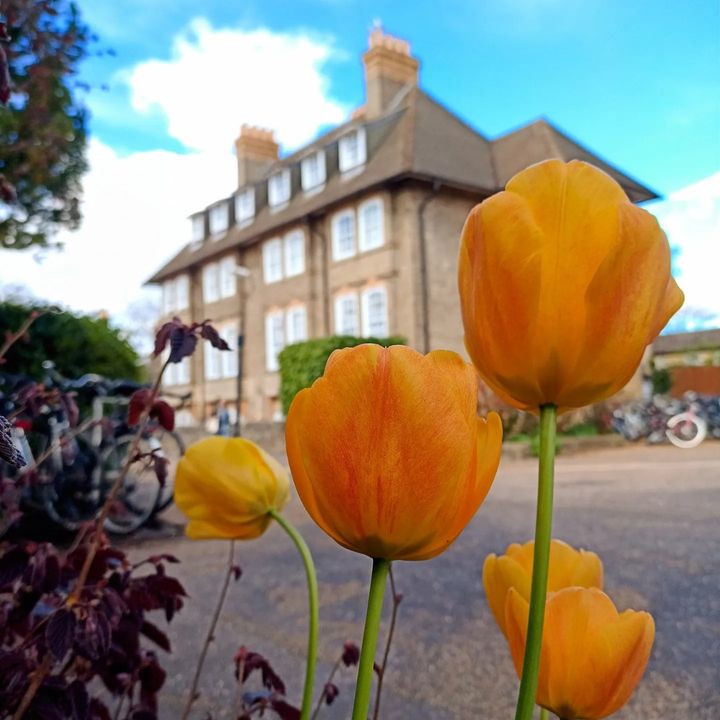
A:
<box><xmin>0</xmin><ymin>362</ymin><xmax>187</xmax><ymax>536</ymax></box>
<box><xmin>611</xmin><ymin>392</ymin><xmax>720</xmax><ymax>448</ymax></box>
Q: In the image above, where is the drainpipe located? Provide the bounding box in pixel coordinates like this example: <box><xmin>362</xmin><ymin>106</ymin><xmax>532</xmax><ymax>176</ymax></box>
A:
<box><xmin>417</xmin><ymin>179</ymin><xmax>441</xmax><ymax>353</ymax></box>
<box><xmin>312</xmin><ymin>222</ymin><xmax>331</xmax><ymax>335</ymax></box>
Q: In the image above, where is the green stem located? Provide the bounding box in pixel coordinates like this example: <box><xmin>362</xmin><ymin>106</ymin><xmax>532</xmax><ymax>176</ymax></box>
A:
<box><xmin>269</xmin><ymin>510</ymin><xmax>318</xmax><ymax>720</ymax></box>
<box><xmin>514</xmin><ymin>404</ymin><xmax>557</xmax><ymax>720</ymax></box>
<box><xmin>352</xmin><ymin>558</ymin><xmax>391</xmax><ymax>720</ymax></box>
<box><xmin>539</xmin><ymin>708</ymin><xmax>550</xmax><ymax>720</ymax></box>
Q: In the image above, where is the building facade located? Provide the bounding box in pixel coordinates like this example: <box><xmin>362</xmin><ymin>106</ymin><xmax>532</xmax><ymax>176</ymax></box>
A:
<box><xmin>148</xmin><ymin>28</ymin><xmax>657</xmax><ymax>425</ymax></box>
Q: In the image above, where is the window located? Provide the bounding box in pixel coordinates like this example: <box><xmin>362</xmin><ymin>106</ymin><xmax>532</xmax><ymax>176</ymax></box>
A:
<box><xmin>209</xmin><ymin>202</ymin><xmax>229</xmax><ymax>237</ymax></box>
<box><xmin>301</xmin><ymin>151</ymin><xmax>326</xmax><ymax>190</ymax></box>
<box><xmin>335</xmin><ymin>292</ymin><xmax>359</xmax><ymax>335</ymax></box>
<box><xmin>191</xmin><ymin>215</ymin><xmax>205</xmax><ymax>244</ymax></box>
<box><xmin>176</xmin><ymin>275</ymin><xmax>189</xmax><ymax>310</ymax></box>
<box><xmin>202</xmin><ymin>263</ymin><xmax>220</xmax><ymax>303</ymax></box>
<box><xmin>162</xmin><ymin>280</ymin><xmax>176</xmax><ymax>315</ymax></box>
<box><xmin>219</xmin><ymin>257</ymin><xmax>237</xmax><ymax>298</ymax></box>
<box><xmin>204</xmin><ymin>339</ymin><xmax>222</xmax><ymax>380</ymax></box>
<box><xmin>268</xmin><ymin>169</ymin><xmax>291</xmax><ymax>207</ymax></box>
<box><xmin>358</xmin><ymin>198</ymin><xmax>384</xmax><ymax>252</ymax></box>
<box><xmin>263</xmin><ymin>239</ymin><xmax>283</xmax><ymax>283</ymax></box>
<box><xmin>286</xmin><ymin>305</ymin><xmax>307</xmax><ymax>345</ymax></box>
<box><xmin>265</xmin><ymin>311</ymin><xmax>285</xmax><ymax>372</ymax></box>
<box><xmin>163</xmin><ymin>350</ymin><xmax>190</xmax><ymax>386</ymax></box>
<box><xmin>339</xmin><ymin>128</ymin><xmax>367</xmax><ymax>172</ymax></box>
<box><xmin>332</xmin><ymin>210</ymin><xmax>356</xmax><ymax>261</ymax></box>
<box><xmin>220</xmin><ymin>326</ymin><xmax>238</xmax><ymax>378</ymax></box>
<box><xmin>362</xmin><ymin>286</ymin><xmax>389</xmax><ymax>337</ymax></box>
<box><xmin>235</xmin><ymin>188</ymin><xmax>255</xmax><ymax>224</ymax></box>
<box><xmin>284</xmin><ymin>231</ymin><xmax>305</xmax><ymax>277</ymax></box>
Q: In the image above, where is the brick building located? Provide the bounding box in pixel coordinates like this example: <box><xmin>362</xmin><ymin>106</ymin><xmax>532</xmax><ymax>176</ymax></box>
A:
<box><xmin>148</xmin><ymin>28</ymin><xmax>657</xmax><ymax>425</ymax></box>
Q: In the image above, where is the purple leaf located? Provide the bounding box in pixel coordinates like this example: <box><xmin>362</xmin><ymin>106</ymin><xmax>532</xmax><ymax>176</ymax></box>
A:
<box><xmin>168</xmin><ymin>327</ymin><xmax>197</xmax><ymax>363</ymax></box>
<box><xmin>0</xmin><ymin>546</ymin><xmax>28</xmax><ymax>587</ymax></box>
<box><xmin>140</xmin><ymin>620</ymin><xmax>171</xmax><ymax>652</ymax></box>
<box><xmin>153</xmin><ymin>320</ymin><xmax>179</xmax><ymax>358</ymax></box>
<box><xmin>46</xmin><ymin>608</ymin><xmax>76</xmax><ymax>661</ymax></box>
<box><xmin>324</xmin><ymin>683</ymin><xmax>339</xmax><ymax>705</ymax></box>
<box><xmin>200</xmin><ymin>323</ymin><xmax>230</xmax><ymax>351</ymax></box>
<box><xmin>152</xmin><ymin>401</ymin><xmax>175</xmax><ymax>431</ymax></box>
<box><xmin>341</xmin><ymin>641</ymin><xmax>360</xmax><ymax>667</ymax></box>
<box><xmin>270</xmin><ymin>699</ymin><xmax>301</xmax><ymax>720</ymax></box>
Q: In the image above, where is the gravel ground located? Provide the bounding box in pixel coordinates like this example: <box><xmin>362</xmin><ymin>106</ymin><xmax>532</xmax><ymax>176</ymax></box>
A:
<box><xmin>123</xmin><ymin>442</ymin><xmax>720</xmax><ymax>720</ymax></box>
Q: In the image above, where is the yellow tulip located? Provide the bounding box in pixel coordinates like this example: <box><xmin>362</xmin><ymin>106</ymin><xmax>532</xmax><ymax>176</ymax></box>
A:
<box><xmin>285</xmin><ymin>344</ymin><xmax>503</xmax><ymax>560</ymax></box>
<box><xmin>483</xmin><ymin>539</ymin><xmax>603</xmax><ymax>636</ymax></box>
<box><xmin>458</xmin><ymin>159</ymin><xmax>684</xmax><ymax>412</ymax></box>
<box><xmin>505</xmin><ymin>587</ymin><xmax>655</xmax><ymax>719</ymax></box>
<box><xmin>175</xmin><ymin>436</ymin><xmax>289</xmax><ymax>540</ymax></box>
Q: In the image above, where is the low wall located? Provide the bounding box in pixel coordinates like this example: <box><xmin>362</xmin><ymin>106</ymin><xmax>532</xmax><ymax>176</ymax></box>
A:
<box><xmin>177</xmin><ymin>422</ymin><xmax>287</xmax><ymax>462</ymax></box>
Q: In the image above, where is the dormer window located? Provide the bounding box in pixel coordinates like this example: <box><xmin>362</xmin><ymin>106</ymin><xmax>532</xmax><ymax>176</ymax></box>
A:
<box><xmin>209</xmin><ymin>202</ymin><xmax>229</xmax><ymax>237</ymax></box>
<box><xmin>268</xmin><ymin>169</ymin><xmax>291</xmax><ymax>207</ymax></box>
<box><xmin>339</xmin><ymin>127</ymin><xmax>367</xmax><ymax>172</ymax></box>
<box><xmin>235</xmin><ymin>188</ymin><xmax>255</xmax><ymax>224</ymax></box>
<box><xmin>301</xmin><ymin>151</ymin><xmax>326</xmax><ymax>191</ymax></box>
<box><xmin>191</xmin><ymin>214</ymin><xmax>205</xmax><ymax>246</ymax></box>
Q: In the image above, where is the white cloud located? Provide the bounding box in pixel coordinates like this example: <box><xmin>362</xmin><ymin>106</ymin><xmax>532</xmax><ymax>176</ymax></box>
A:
<box><xmin>0</xmin><ymin>20</ymin><xmax>349</xmax><ymax>350</ymax></box>
<box><xmin>648</xmin><ymin>172</ymin><xmax>720</xmax><ymax>325</ymax></box>
<box><xmin>126</xmin><ymin>18</ymin><xmax>348</xmax><ymax>153</ymax></box>
<box><xmin>0</xmin><ymin>139</ymin><xmax>235</xmax><ymax>323</ymax></box>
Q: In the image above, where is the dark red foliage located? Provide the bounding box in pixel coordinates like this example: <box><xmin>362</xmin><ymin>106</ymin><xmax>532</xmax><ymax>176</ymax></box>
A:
<box><xmin>127</xmin><ymin>390</ymin><xmax>174</xmax><ymax>431</ymax></box>
<box><xmin>341</xmin><ymin>641</ymin><xmax>360</xmax><ymax>667</ymax></box>
<box><xmin>0</xmin><ymin>535</ymin><xmax>185</xmax><ymax>718</ymax></box>
<box><xmin>153</xmin><ymin>318</ymin><xmax>230</xmax><ymax>362</ymax></box>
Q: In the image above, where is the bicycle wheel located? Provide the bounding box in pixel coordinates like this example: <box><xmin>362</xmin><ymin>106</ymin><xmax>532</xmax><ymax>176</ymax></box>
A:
<box><xmin>665</xmin><ymin>412</ymin><xmax>707</xmax><ymax>449</ymax></box>
<box><xmin>41</xmin><ymin>436</ymin><xmax>103</xmax><ymax>533</ymax></box>
<box><xmin>101</xmin><ymin>435</ymin><xmax>162</xmax><ymax>535</ymax></box>
<box><xmin>150</xmin><ymin>429</ymin><xmax>185</xmax><ymax>513</ymax></box>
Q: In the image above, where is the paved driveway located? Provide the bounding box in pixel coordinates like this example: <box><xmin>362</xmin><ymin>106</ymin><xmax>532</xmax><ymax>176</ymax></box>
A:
<box><xmin>126</xmin><ymin>442</ymin><xmax>720</xmax><ymax>720</ymax></box>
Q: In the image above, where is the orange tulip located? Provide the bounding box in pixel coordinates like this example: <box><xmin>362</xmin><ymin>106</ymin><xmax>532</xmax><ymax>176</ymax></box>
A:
<box><xmin>458</xmin><ymin>159</ymin><xmax>684</xmax><ymax>412</ymax></box>
<box><xmin>285</xmin><ymin>344</ymin><xmax>503</xmax><ymax>560</ymax></box>
<box><xmin>483</xmin><ymin>539</ymin><xmax>603</xmax><ymax>636</ymax></box>
<box><xmin>505</xmin><ymin>587</ymin><xmax>655</xmax><ymax>719</ymax></box>
<box><xmin>175</xmin><ymin>436</ymin><xmax>289</xmax><ymax>540</ymax></box>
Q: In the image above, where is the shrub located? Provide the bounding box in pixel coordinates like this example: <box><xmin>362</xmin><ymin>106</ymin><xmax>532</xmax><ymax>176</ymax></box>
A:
<box><xmin>279</xmin><ymin>335</ymin><xmax>405</xmax><ymax>415</ymax></box>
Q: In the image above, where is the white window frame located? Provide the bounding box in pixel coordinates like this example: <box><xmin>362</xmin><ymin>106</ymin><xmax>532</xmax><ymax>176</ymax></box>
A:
<box><xmin>338</xmin><ymin>127</ymin><xmax>367</xmax><ymax>172</ymax></box>
<box><xmin>203</xmin><ymin>339</ymin><xmax>222</xmax><ymax>380</ymax></box>
<box><xmin>286</xmin><ymin>305</ymin><xmax>307</xmax><ymax>345</ymax></box>
<box><xmin>361</xmin><ymin>286</ymin><xmax>389</xmax><ymax>338</ymax></box>
<box><xmin>219</xmin><ymin>257</ymin><xmax>237</xmax><ymax>298</ymax></box>
<box><xmin>263</xmin><ymin>238</ymin><xmax>283</xmax><ymax>284</ymax></box>
<box><xmin>220</xmin><ymin>325</ymin><xmax>238</xmax><ymax>378</ymax></box>
<box><xmin>265</xmin><ymin>311</ymin><xmax>285</xmax><ymax>372</ymax></box>
<box><xmin>235</xmin><ymin>188</ymin><xmax>255</xmax><ymax>224</ymax></box>
<box><xmin>176</xmin><ymin>274</ymin><xmax>189</xmax><ymax>310</ymax></box>
<box><xmin>301</xmin><ymin>150</ymin><xmax>326</xmax><ymax>191</ymax></box>
<box><xmin>191</xmin><ymin>215</ymin><xmax>205</xmax><ymax>245</ymax></box>
<box><xmin>268</xmin><ymin>169</ymin><xmax>291</xmax><ymax>207</ymax></box>
<box><xmin>209</xmin><ymin>202</ymin><xmax>229</xmax><ymax>237</ymax></box>
<box><xmin>358</xmin><ymin>197</ymin><xmax>385</xmax><ymax>252</ymax></box>
<box><xmin>334</xmin><ymin>292</ymin><xmax>360</xmax><ymax>336</ymax></box>
<box><xmin>202</xmin><ymin>262</ymin><xmax>220</xmax><ymax>304</ymax></box>
<box><xmin>284</xmin><ymin>230</ymin><xmax>305</xmax><ymax>277</ymax></box>
<box><xmin>331</xmin><ymin>209</ymin><xmax>356</xmax><ymax>261</ymax></box>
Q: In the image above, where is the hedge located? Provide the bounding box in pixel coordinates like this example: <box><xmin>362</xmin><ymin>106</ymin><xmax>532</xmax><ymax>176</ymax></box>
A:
<box><xmin>278</xmin><ymin>335</ymin><xmax>405</xmax><ymax>415</ymax></box>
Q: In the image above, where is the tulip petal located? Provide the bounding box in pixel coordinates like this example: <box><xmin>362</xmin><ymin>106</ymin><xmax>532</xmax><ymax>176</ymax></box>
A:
<box><xmin>286</xmin><ymin>344</ymin><xmax>502</xmax><ymax>560</ymax></box>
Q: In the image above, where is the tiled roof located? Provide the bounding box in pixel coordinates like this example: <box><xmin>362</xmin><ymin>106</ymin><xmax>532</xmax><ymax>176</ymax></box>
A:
<box><xmin>148</xmin><ymin>90</ymin><xmax>657</xmax><ymax>283</ymax></box>
<box><xmin>653</xmin><ymin>329</ymin><xmax>720</xmax><ymax>354</ymax></box>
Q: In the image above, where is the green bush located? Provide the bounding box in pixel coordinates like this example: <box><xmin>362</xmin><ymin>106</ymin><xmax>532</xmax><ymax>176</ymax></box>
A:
<box><xmin>279</xmin><ymin>335</ymin><xmax>405</xmax><ymax>415</ymax></box>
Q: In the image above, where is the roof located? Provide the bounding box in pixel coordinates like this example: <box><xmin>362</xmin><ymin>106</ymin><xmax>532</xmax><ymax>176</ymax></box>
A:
<box><xmin>653</xmin><ymin>329</ymin><xmax>720</xmax><ymax>355</ymax></box>
<box><xmin>148</xmin><ymin>90</ymin><xmax>658</xmax><ymax>284</ymax></box>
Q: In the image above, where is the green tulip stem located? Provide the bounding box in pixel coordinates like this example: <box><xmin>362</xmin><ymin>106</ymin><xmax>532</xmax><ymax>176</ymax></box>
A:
<box><xmin>269</xmin><ymin>510</ymin><xmax>319</xmax><ymax>720</ymax></box>
<box><xmin>352</xmin><ymin>558</ymin><xmax>391</xmax><ymax>720</ymax></box>
<box><xmin>514</xmin><ymin>404</ymin><xmax>557</xmax><ymax>720</ymax></box>
<box><xmin>539</xmin><ymin>708</ymin><xmax>550</xmax><ymax>720</ymax></box>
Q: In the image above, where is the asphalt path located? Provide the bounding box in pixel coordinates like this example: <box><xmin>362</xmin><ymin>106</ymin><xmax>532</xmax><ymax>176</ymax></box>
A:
<box><xmin>124</xmin><ymin>442</ymin><xmax>720</xmax><ymax>720</ymax></box>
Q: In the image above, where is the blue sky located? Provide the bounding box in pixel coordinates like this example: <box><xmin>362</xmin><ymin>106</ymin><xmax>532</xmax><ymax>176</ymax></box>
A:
<box><xmin>80</xmin><ymin>0</ymin><xmax>719</xmax><ymax>193</ymax></box>
<box><xmin>2</xmin><ymin>0</ymin><xmax>719</xmax><ymax>339</ymax></box>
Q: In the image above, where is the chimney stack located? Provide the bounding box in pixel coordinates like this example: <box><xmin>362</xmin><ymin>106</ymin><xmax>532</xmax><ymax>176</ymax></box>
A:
<box><xmin>362</xmin><ymin>27</ymin><xmax>419</xmax><ymax>119</ymax></box>
<box><xmin>234</xmin><ymin>125</ymin><xmax>279</xmax><ymax>187</ymax></box>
